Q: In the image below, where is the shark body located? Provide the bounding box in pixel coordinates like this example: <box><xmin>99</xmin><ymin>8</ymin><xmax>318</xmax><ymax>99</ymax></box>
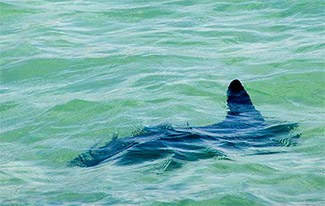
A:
<box><xmin>69</xmin><ymin>80</ymin><xmax>299</xmax><ymax>168</ymax></box>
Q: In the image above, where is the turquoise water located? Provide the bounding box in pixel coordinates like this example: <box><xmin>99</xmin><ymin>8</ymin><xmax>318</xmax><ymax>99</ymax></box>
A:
<box><xmin>1</xmin><ymin>0</ymin><xmax>324</xmax><ymax>205</ymax></box>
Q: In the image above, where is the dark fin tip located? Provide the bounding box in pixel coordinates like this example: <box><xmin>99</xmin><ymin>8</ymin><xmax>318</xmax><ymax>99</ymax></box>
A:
<box><xmin>228</xmin><ymin>79</ymin><xmax>244</xmax><ymax>93</ymax></box>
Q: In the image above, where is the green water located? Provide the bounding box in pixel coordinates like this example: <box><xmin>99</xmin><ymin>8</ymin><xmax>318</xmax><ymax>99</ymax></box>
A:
<box><xmin>1</xmin><ymin>0</ymin><xmax>324</xmax><ymax>205</ymax></box>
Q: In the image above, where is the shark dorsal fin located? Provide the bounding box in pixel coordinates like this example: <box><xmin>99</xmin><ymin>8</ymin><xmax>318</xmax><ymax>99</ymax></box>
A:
<box><xmin>226</xmin><ymin>79</ymin><xmax>264</xmax><ymax>123</ymax></box>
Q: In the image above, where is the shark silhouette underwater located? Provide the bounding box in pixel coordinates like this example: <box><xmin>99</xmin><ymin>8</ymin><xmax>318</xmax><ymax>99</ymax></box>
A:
<box><xmin>69</xmin><ymin>80</ymin><xmax>300</xmax><ymax>168</ymax></box>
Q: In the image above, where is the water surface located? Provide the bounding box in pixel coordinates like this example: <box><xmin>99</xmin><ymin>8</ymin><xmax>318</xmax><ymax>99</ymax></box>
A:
<box><xmin>1</xmin><ymin>0</ymin><xmax>324</xmax><ymax>205</ymax></box>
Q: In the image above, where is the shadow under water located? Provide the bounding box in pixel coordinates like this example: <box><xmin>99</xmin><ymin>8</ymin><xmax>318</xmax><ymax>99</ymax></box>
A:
<box><xmin>69</xmin><ymin>80</ymin><xmax>300</xmax><ymax>169</ymax></box>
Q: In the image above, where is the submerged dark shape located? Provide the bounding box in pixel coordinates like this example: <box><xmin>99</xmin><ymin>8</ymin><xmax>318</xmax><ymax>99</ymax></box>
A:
<box><xmin>69</xmin><ymin>80</ymin><xmax>299</xmax><ymax>168</ymax></box>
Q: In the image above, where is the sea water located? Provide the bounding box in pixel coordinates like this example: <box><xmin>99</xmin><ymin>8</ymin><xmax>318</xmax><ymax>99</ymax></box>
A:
<box><xmin>0</xmin><ymin>0</ymin><xmax>324</xmax><ymax>205</ymax></box>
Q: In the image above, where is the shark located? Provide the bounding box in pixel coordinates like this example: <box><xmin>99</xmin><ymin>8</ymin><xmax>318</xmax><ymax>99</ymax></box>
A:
<box><xmin>69</xmin><ymin>79</ymin><xmax>300</xmax><ymax>168</ymax></box>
